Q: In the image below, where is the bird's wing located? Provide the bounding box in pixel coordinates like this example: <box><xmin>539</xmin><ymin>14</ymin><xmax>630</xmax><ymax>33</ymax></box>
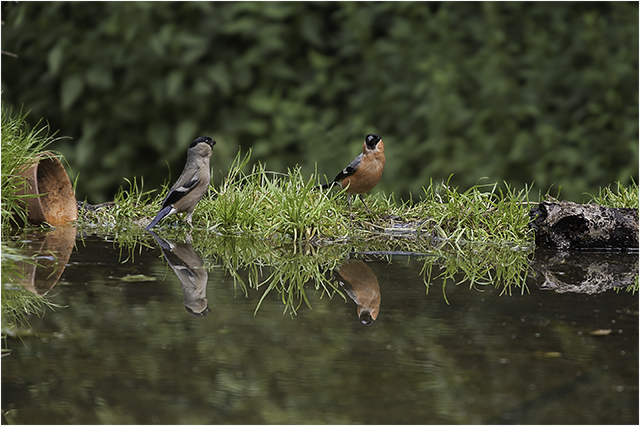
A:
<box><xmin>332</xmin><ymin>153</ymin><xmax>362</xmax><ymax>182</ymax></box>
<box><xmin>162</xmin><ymin>172</ymin><xmax>200</xmax><ymax>208</ymax></box>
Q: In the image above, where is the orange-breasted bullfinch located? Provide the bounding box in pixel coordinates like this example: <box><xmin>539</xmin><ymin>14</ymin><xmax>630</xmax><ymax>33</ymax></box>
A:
<box><xmin>320</xmin><ymin>133</ymin><xmax>385</xmax><ymax>214</ymax></box>
<box><xmin>145</xmin><ymin>136</ymin><xmax>216</xmax><ymax>230</ymax></box>
<box><xmin>335</xmin><ymin>259</ymin><xmax>381</xmax><ymax>325</ymax></box>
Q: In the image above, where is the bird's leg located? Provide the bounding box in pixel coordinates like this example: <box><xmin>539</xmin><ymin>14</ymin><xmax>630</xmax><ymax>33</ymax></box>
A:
<box><xmin>185</xmin><ymin>211</ymin><xmax>194</xmax><ymax>227</ymax></box>
<box><xmin>359</xmin><ymin>194</ymin><xmax>373</xmax><ymax>214</ymax></box>
<box><xmin>348</xmin><ymin>194</ymin><xmax>355</xmax><ymax>220</ymax></box>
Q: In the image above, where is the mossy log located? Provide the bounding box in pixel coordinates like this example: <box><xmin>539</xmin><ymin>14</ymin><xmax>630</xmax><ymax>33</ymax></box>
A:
<box><xmin>529</xmin><ymin>201</ymin><xmax>638</xmax><ymax>250</ymax></box>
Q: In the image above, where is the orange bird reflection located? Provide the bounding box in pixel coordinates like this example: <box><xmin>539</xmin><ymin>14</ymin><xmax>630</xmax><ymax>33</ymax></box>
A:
<box><xmin>335</xmin><ymin>259</ymin><xmax>381</xmax><ymax>325</ymax></box>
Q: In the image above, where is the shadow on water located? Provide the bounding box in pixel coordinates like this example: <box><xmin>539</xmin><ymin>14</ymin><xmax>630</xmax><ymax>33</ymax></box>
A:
<box><xmin>1</xmin><ymin>227</ymin><xmax>638</xmax><ymax>424</ymax></box>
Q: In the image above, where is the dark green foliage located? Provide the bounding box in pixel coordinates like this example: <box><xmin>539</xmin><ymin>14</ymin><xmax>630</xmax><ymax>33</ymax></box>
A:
<box><xmin>1</xmin><ymin>2</ymin><xmax>637</xmax><ymax>203</ymax></box>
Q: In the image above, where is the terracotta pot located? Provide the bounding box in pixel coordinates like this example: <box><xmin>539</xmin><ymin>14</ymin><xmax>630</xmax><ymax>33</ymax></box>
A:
<box><xmin>18</xmin><ymin>151</ymin><xmax>77</xmax><ymax>225</ymax></box>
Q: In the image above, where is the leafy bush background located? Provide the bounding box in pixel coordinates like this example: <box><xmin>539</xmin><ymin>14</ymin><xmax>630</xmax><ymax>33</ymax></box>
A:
<box><xmin>1</xmin><ymin>2</ymin><xmax>637</xmax><ymax>203</ymax></box>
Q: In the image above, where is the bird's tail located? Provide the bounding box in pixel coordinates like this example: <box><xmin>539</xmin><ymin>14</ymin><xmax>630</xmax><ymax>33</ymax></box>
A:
<box><xmin>318</xmin><ymin>182</ymin><xmax>335</xmax><ymax>191</ymax></box>
<box><xmin>145</xmin><ymin>205</ymin><xmax>174</xmax><ymax>230</ymax></box>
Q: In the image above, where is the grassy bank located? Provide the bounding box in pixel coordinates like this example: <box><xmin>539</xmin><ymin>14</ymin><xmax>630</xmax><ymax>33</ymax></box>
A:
<box><xmin>75</xmin><ymin>146</ymin><xmax>638</xmax><ymax>249</ymax></box>
<box><xmin>79</xmin><ymin>149</ymin><xmax>539</xmax><ymax>246</ymax></box>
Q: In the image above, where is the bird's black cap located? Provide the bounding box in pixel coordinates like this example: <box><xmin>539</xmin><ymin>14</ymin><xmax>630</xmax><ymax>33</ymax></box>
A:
<box><xmin>185</xmin><ymin>305</ymin><xmax>212</xmax><ymax>317</ymax></box>
<box><xmin>359</xmin><ymin>311</ymin><xmax>375</xmax><ymax>326</ymax></box>
<box><xmin>364</xmin><ymin>133</ymin><xmax>381</xmax><ymax>148</ymax></box>
<box><xmin>190</xmin><ymin>136</ymin><xmax>216</xmax><ymax>148</ymax></box>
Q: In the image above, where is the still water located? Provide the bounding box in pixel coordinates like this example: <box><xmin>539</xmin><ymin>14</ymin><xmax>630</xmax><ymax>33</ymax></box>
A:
<box><xmin>2</xmin><ymin>231</ymin><xmax>638</xmax><ymax>424</ymax></box>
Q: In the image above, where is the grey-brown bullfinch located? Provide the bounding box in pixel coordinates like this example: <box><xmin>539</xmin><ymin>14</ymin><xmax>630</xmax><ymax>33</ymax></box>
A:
<box><xmin>146</xmin><ymin>136</ymin><xmax>215</xmax><ymax>230</ymax></box>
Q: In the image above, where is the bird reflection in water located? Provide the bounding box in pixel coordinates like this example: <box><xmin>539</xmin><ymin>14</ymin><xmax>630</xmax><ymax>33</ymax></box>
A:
<box><xmin>335</xmin><ymin>259</ymin><xmax>381</xmax><ymax>325</ymax></box>
<box><xmin>148</xmin><ymin>231</ymin><xmax>211</xmax><ymax>317</ymax></box>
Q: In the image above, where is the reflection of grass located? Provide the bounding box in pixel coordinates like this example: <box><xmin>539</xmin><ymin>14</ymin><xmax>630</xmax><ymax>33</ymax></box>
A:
<box><xmin>615</xmin><ymin>279</ymin><xmax>639</xmax><ymax>295</ymax></box>
<box><xmin>192</xmin><ymin>234</ymin><xmax>348</xmax><ymax>316</ymax></box>
<box><xmin>418</xmin><ymin>241</ymin><xmax>534</xmax><ymax>304</ymax></box>
<box><xmin>2</xmin><ymin>285</ymin><xmax>57</xmax><ymax>332</ymax></box>
<box><xmin>136</xmin><ymin>227</ymin><xmax>535</xmax><ymax>315</ymax></box>
<box><xmin>1</xmin><ymin>244</ymin><xmax>61</xmax><ymax>348</ymax></box>
<box><xmin>251</xmin><ymin>248</ymin><xmax>344</xmax><ymax>315</ymax></box>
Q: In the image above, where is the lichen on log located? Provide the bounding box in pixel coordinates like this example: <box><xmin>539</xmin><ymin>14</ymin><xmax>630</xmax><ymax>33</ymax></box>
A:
<box><xmin>529</xmin><ymin>201</ymin><xmax>638</xmax><ymax>250</ymax></box>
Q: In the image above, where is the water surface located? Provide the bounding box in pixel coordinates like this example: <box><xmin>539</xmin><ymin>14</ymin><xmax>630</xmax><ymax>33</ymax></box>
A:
<box><xmin>2</xmin><ymin>234</ymin><xmax>638</xmax><ymax>424</ymax></box>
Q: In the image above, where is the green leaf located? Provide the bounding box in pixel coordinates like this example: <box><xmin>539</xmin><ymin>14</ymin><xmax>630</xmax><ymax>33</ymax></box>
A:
<box><xmin>61</xmin><ymin>75</ymin><xmax>84</xmax><ymax>110</ymax></box>
<box><xmin>85</xmin><ymin>67</ymin><xmax>113</xmax><ymax>89</ymax></box>
<box><xmin>166</xmin><ymin>71</ymin><xmax>184</xmax><ymax>99</ymax></box>
<box><xmin>175</xmin><ymin>119</ymin><xmax>199</xmax><ymax>145</ymax></box>
<box><xmin>47</xmin><ymin>44</ymin><xmax>64</xmax><ymax>76</ymax></box>
<box><xmin>207</xmin><ymin>64</ymin><xmax>231</xmax><ymax>96</ymax></box>
<box><xmin>146</xmin><ymin>122</ymin><xmax>170</xmax><ymax>152</ymax></box>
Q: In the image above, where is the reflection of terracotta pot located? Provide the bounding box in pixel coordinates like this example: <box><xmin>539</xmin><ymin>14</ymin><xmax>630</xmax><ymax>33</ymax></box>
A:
<box><xmin>19</xmin><ymin>226</ymin><xmax>77</xmax><ymax>295</ymax></box>
<box><xmin>18</xmin><ymin>151</ymin><xmax>77</xmax><ymax>225</ymax></box>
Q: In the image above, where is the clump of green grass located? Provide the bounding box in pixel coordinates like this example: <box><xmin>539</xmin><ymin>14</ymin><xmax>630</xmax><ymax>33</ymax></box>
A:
<box><xmin>406</xmin><ymin>176</ymin><xmax>535</xmax><ymax>245</ymax></box>
<box><xmin>588</xmin><ymin>179</ymin><xmax>639</xmax><ymax>209</ymax></box>
<box><xmin>1</xmin><ymin>105</ymin><xmax>59</xmax><ymax>234</ymax></box>
<box><xmin>76</xmin><ymin>176</ymin><xmax>158</xmax><ymax>231</ymax></box>
<box><xmin>199</xmin><ymin>150</ymin><xmax>353</xmax><ymax>240</ymax></box>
